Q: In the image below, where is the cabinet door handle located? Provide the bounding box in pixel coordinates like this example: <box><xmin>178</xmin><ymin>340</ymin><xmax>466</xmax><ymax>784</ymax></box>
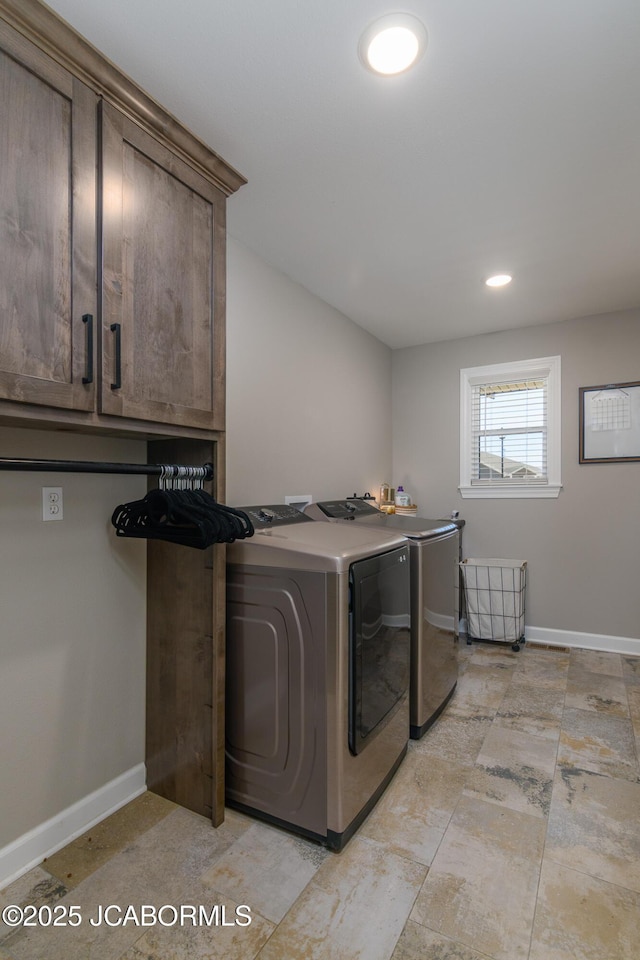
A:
<box><xmin>82</xmin><ymin>314</ymin><xmax>94</xmax><ymax>384</ymax></box>
<box><xmin>110</xmin><ymin>323</ymin><xmax>122</xmax><ymax>390</ymax></box>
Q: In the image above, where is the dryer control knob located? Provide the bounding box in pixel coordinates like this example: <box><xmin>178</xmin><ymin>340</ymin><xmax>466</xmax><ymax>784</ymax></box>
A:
<box><xmin>258</xmin><ymin>508</ymin><xmax>275</xmax><ymax>522</ymax></box>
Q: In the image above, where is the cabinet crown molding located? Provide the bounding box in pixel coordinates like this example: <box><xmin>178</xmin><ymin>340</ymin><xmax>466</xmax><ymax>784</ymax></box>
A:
<box><xmin>0</xmin><ymin>0</ymin><xmax>246</xmax><ymax>197</ymax></box>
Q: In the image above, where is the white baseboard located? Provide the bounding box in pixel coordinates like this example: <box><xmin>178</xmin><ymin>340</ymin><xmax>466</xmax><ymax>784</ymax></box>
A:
<box><xmin>0</xmin><ymin>763</ymin><xmax>146</xmax><ymax>889</ymax></box>
<box><xmin>416</xmin><ymin>616</ymin><xmax>640</xmax><ymax>658</ymax></box>
<box><xmin>521</xmin><ymin>625</ymin><xmax>640</xmax><ymax>657</ymax></box>
<box><xmin>425</xmin><ymin>609</ymin><xmax>455</xmax><ymax>632</ymax></box>
<box><xmin>458</xmin><ymin>617</ymin><xmax>640</xmax><ymax>656</ymax></box>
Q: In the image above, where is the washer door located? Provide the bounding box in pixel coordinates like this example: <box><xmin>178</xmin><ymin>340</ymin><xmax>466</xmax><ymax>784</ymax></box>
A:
<box><xmin>349</xmin><ymin>545</ymin><xmax>410</xmax><ymax>754</ymax></box>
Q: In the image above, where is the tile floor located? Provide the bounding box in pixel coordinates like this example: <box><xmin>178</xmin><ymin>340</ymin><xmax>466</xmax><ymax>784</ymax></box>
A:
<box><xmin>1</xmin><ymin>642</ymin><xmax>639</xmax><ymax>960</ymax></box>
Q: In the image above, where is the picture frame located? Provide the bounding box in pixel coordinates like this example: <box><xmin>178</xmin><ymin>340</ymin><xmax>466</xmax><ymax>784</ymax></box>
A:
<box><xmin>579</xmin><ymin>381</ymin><xmax>640</xmax><ymax>463</ymax></box>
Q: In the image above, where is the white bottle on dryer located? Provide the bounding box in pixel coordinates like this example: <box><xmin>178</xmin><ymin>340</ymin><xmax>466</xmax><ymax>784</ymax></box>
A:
<box><xmin>395</xmin><ymin>485</ymin><xmax>410</xmax><ymax>507</ymax></box>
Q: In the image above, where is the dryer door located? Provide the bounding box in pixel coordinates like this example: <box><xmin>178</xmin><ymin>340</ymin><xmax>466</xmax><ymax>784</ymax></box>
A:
<box><xmin>349</xmin><ymin>545</ymin><xmax>410</xmax><ymax>754</ymax></box>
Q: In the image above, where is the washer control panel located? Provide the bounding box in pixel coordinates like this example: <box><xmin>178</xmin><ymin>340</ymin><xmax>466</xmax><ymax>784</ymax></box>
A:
<box><xmin>240</xmin><ymin>504</ymin><xmax>314</xmax><ymax>527</ymax></box>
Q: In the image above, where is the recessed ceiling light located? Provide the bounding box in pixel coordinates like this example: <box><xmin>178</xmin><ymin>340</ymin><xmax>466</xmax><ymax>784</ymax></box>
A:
<box><xmin>359</xmin><ymin>14</ymin><xmax>428</xmax><ymax>76</ymax></box>
<box><xmin>485</xmin><ymin>274</ymin><xmax>512</xmax><ymax>288</ymax></box>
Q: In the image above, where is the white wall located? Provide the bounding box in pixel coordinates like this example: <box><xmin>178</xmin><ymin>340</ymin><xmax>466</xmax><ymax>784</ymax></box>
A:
<box><xmin>392</xmin><ymin>310</ymin><xmax>640</xmax><ymax>650</ymax></box>
<box><xmin>0</xmin><ymin>427</ymin><xmax>147</xmax><ymax>880</ymax></box>
<box><xmin>226</xmin><ymin>238</ymin><xmax>393</xmax><ymax>505</ymax></box>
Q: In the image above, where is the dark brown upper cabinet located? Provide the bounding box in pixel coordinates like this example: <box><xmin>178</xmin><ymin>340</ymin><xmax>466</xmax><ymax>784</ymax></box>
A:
<box><xmin>100</xmin><ymin>104</ymin><xmax>225</xmax><ymax>431</ymax></box>
<box><xmin>0</xmin><ymin>20</ymin><xmax>97</xmax><ymax>412</ymax></box>
<box><xmin>0</xmin><ymin>0</ymin><xmax>244</xmax><ymax>437</ymax></box>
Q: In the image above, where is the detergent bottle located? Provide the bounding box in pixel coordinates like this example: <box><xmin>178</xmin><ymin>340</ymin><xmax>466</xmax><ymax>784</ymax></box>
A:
<box><xmin>395</xmin><ymin>485</ymin><xmax>410</xmax><ymax>507</ymax></box>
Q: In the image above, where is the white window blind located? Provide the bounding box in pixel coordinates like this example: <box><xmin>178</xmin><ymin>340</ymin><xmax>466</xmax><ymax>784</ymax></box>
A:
<box><xmin>471</xmin><ymin>378</ymin><xmax>547</xmax><ymax>485</ymax></box>
<box><xmin>460</xmin><ymin>356</ymin><xmax>561</xmax><ymax>499</ymax></box>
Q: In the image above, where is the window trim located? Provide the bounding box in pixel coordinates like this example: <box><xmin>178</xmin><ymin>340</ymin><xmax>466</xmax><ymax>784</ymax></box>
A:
<box><xmin>459</xmin><ymin>355</ymin><xmax>562</xmax><ymax>499</ymax></box>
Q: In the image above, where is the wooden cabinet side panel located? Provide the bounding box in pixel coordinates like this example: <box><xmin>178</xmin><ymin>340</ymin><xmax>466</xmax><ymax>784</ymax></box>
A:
<box><xmin>209</xmin><ymin>434</ymin><xmax>226</xmax><ymax>824</ymax></box>
<box><xmin>146</xmin><ymin>438</ymin><xmax>223</xmax><ymax>823</ymax></box>
<box><xmin>213</xmin><ymin>195</ymin><xmax>227</xmax><ymax>433</ymax></box>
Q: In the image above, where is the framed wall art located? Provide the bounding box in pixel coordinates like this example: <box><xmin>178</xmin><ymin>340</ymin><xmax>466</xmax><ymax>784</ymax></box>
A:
<box><xmin>579</xmin><ymin>381</ymin><xmax>640</xmax><ymax>463</ymax></box>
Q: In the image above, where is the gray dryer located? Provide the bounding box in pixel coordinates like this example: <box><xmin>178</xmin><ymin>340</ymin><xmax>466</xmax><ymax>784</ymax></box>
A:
<box><xmin>225</xmin><ymin>504</ymin><xmax>411</xmax><ymax>850</ymax></box>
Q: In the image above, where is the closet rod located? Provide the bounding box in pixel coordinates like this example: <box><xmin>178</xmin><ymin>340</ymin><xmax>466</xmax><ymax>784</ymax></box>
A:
<box><xmin>0</xmin><ymin>457</ymin><xmax>214</xmax><ymax>479</ymax></box>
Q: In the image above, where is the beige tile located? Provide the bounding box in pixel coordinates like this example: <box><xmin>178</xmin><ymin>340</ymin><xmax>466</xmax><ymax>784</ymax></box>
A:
<box><xmin>119</xmin><ymin>897</ymin><xmax>275</xmax><ymax>960</ymax></box>
<box><xmin>464</xmin><ymin>724</ymin><xmax>557</xmax><ymax>818</ymax></box>
<box><xmin>530</xmin><ymin>860</ymin><xmax>640</xmax><ymax>960</ymax></box>
<box><xmin>410</xmin><ymin>796</ymin><xmax>544</xmax><ymax>960</ymax></box>
<box><xmin>464</xmin><ymin>645</ymin><xmax>521</xmax><ymax>671</ymax></box>
<box><xmin>559</xmin><ymin>708</ymin><xmax>639</xmax><ymax>782</ymax></box>
<box><xmin>6</xmin><ymin>909</ymin><xmax>136</xmax><ymax>960</ymax></box>
<box><xmin>0</xmin><ymin>865</ymin><xmax>67</xmax><ymax>917</ymax></box>
<box><xmin>627</xmin><ymin>683</ymin><xmax>640</xmax><ymax>717</ymax></box>
<box><xmin>413</xmin><ymin>714</ymin><xmax>494</xmax><ymax>767</ymax></box>
<box><xmin>565</xmin><ymin>669</ymin><xmax>629</xmax><ymax>718</ymax></box>
<box><xmin>256</xmin><ymin>836</ymin><xmax>427</xmax><ymax>960</ymax></box>
<box><xmin>200</xmin><ymin>822</ymin><xmax>328</xmax><ymax>923</ymax></box>
<box><xmin>570</xmin><ymin>649</ymin><xmax>623</xmax><ymax>678</ymax></box>
<box><xmin>391</xmin><ymin>921</ymin><xmax>493</xmax><ymax>960</ymax></box>
<box><xmin>510</xmin><ymin>648</ymin><xmax>570</xmax><ymax>690</ymax></box>
<box><xmin>628</xmin><ymin>686</ymin><xmax>640</xmax><ymax>742</ymax></box>
<box><xmin>43</xmin><ymin>791</ymin><xmax>177</xmax><ymax>888</ymax></box>
<box><xmin>622</xmin><ymin>655</ymin><xmax>640</xmax><ymax>685</ymax></box>
<box><xmin>124</xmin><ymin>806</ymin><xmax>254</xmax><ymax>889</ymax></box>
<box><xmin>360</xmin><ymin>753</ymin><xmax>472</xmax><ymax>866</ymax></box>
<box><xmin>545</xmin><ymin>766</ymin><xmax>640</xmax><ymax>893</ymax></box>
<box><xmin>446</xmin><ymin>665</ymin><xmax>511</xmax><ymax>719</ymax></box>
<box><xmin>10</xmin><ymin>645</ymin><xmax>638</xmax><ymax>960</ymax></box>
<box><xmin>493</xmin><ymin>680</ymin><xmax>564</xmax><ymax>740</ymax></box>
<box><xmin>442</xmin><ymin>793</ymin><xmax>546</xmax><ymax>863</ymax></box>
<box><xmin>456</xmin><ymin>643</ymin><xmax>474</xmax><ymax>672</ymax></box>
<box><xmin>222</xmin><ymin>806</ymin><xmax>257</xmax><ymax>836</ymax></box>
<box><xmin>6</xmin><ymin>807</ymin><xmax>247</xmax><ymax>960</ymax></box>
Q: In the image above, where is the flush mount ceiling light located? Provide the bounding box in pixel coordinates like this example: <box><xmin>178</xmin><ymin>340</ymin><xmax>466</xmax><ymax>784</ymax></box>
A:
<box><xmin>485</xmin><ymin>274</ymin><xmax>513</xmax><ymax>288</ymax></box>
<box><xmin>359</xmin><ymin>13</ymin><xmax>428</xmax><ymax>76</ymax></box>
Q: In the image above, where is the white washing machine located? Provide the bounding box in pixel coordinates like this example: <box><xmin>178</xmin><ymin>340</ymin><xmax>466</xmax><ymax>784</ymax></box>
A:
<box><xmin>305</xmin><ymin>499</ymin><xmax>461</xmax><ymax>738</ymax></box>
<box><xmin>225</xmin><ymin>504</ymin><xmax>410</xmax><ymax>850</ymax></box>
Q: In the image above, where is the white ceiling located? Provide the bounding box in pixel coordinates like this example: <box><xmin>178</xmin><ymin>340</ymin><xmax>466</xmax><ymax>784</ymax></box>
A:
<box><xmin>46</xmin><ymin>0</ymin><xmax>640</xmax><ymax>348</ymax></box>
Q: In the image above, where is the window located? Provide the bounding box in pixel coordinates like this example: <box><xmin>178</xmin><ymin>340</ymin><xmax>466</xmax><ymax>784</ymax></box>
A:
<box><xmin>460</xmin><ymin>356</ymin><xmax>561</xmax><ymax>499</ymax></box>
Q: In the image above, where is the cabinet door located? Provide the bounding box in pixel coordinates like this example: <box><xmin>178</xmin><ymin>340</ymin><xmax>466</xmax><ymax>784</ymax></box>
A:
<box><xmin>0</xmin><ymin>22</ymin><xmax>96</xmax><ymax>411</ymax></box>
<box><xmin>101</xmin><ymin>103</ymin><xmax>225</xmax><ymax>431</ymax></box>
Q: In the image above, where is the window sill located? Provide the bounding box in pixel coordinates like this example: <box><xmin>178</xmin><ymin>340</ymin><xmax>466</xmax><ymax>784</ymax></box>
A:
<box><xmin>459</xmin><ymin>483</ymin><xmax>562</xmax><ymax>500</ymax></box>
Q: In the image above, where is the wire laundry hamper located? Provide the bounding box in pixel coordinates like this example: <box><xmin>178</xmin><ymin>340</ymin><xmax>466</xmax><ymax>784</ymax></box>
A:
<box><xmin>460</xmin><ymin>558</ymin><xmax>527</xmax><ymax>652</ymax></box>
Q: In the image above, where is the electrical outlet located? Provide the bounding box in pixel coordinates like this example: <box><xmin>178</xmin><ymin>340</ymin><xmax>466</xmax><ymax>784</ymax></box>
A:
<box><xmin>42</xmin><ymin>487</ymin><xmax>63</xmax><ymax>521</ymax></box>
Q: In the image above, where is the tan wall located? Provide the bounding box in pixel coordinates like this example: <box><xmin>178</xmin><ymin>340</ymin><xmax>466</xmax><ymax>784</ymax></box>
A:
<box><xmin>0</xmin><ymin>427</ymin><xmax>147</xmax><ymax>848</ymax></box>
<box><xmin>226</xmin><ymin>237</ymin><xmax>393</xmax><ymax>505</ymax></box>
<box><xmin>391</xmin><ymin>311</ymin><xmax>640</xmax><ymax>643</ymax></box>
